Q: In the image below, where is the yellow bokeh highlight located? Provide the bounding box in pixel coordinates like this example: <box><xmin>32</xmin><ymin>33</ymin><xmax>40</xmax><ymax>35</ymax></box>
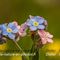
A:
<box><xmin>46</xmin><ymin>39</ymin><xmax>60</xmax><ymax>53</ymax></box>
<box><xmin>10</xmin><ymin>56</ymin><xmax>22</xmax><ymax>60</ymax></box>
<box><xmin>0</xmin><ymin>43</ymin><xmax>7</xmax><ymax>50</ymax></box>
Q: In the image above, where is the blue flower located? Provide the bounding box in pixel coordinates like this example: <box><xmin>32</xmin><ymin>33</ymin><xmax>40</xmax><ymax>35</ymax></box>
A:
<box><xmin>1</xmin><ymin>22</ymin><xmax>18</xmax><ymax>40</ymax></box>
<box><xmin>27</xmin><ymin>16</ymin><xmax>47</xmax><ymax>31</ymax></box>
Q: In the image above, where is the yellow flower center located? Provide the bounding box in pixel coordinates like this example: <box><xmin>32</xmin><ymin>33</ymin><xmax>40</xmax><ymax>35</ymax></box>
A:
<box><xmin>7</xmin><ymin>28</ymin><xmax>12</xmax><ymax>33</ymax></box>
<box><xmin>33</xmin><ymin>22</ymin><xmax>39</xmax><ymax>26</ymax></box>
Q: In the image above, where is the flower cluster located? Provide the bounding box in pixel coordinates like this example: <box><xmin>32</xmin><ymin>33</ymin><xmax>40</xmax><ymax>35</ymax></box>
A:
<box><xmin>0</xmin><ymin>21</ymin><xmax>27</xmax><ymax>42</ymax></box>
<box><xmin>26</xmin><ymin>15</ymin><xmax>53</xmax><ymax>46</ymax></box>
<box><xmin>0</xmin><ymin>15</ymin><xmax>53</xmax><ymax>46</ymax></box>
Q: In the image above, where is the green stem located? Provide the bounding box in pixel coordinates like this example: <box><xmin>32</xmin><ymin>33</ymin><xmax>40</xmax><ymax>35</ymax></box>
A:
<box><xmin>29</xmin><ymin>31</ymin><xmax>40</xmax><ymax>60</ymax></box>
<box><xmin>12</xmin><ymin>40</ymin><xmax>29</xmax><ymax>60</ymax></box>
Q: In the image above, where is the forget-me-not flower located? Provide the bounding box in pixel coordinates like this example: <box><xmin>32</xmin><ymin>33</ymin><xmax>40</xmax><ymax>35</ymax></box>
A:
<box><xmin>27</xmin><ymin>15</ymin><xmax>47</xmax><ymax>31</ymax></box>
<box><xmin>1</xmin><ymin>22</ymin><xmax>18</xmax><ymax>40</ymax></box>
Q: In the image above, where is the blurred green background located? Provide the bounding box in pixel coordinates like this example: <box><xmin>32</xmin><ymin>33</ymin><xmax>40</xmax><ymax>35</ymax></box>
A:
<box><xmin>0</xmin><ymin>0</ymin><xmax>60</xmax><ymax>60</ymax></box>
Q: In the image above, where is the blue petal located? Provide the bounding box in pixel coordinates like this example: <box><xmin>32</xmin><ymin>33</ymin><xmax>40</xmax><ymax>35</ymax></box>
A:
<box><xmin>38</xmin><ymin>25</ymin><xmax>45</xmax><ymax>30</ymax></box>
<box><xmin>31</xmin><ymin>18</ymin><xmax>36</xmax><ymax>21</ymax></box>
<box><xmin>38</xmin><ymin>19</ymin><xmax>44</xmax><ymax>24</ymax></box>
<box><xmin>30</xmin><ymin>26</ymin><xmax>37</xmax><ymax>31</ymax></box>
<box><xmin>2</xmin><ymin>30</ymin><xmax>8</xmax><ymax>35</ymax></box>
<box><xmin>0</xmin><ymin>25</ymin><xmax>2</xmax><ymax>28</ymax></box>
<box><xmin>0</xmin><ymin>24</ymin><xmax>8</xmax><ymax>35</ymax></box>
<box><xmin>34</xmin><ymin>16</ymin><xmax>44</xmax><ymax>24</ymax></box>
<box><xmin>33</xmin><ymin>16</ymin><xmax>40</xmax><ymax>20</ymax></box>
<box><xmin>8</xmin><ymin>23</ymin><xmax>16</xmax><ymax>30</ymax></box>
<box><xmin>8</xmin><ymin>33</ymin><xmax>15</xmax><ymax>40</ymax></box>
<box><xmin>12</xmin><ymin>28</ymin><xmax>18</xmax><ymax>33</ymax></box>
<box><xmin>27</xmin><ymin>20</ymin><xmax>33</xmax><ymax>26</ymax></box>
<box><xmin>1</xmin><ymin>24</ymin><xmax>7</xmax><ymax>30</ymax></box>
<box><xmin>32</xmin><ymin>16</ymin><xmax>45</xmax><ymax>24</ymax></box>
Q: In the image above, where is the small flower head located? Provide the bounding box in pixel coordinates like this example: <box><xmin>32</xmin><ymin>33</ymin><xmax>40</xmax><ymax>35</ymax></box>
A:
<box><xmin>27</xmin><ymin>15</ymin><xmax>48</xmax><ymax>31</ymax></box>
<box><xmin>18</xmin><ymin>22</ymin><xmax>28</xmax><ymax>37</ymax></box>
<box><xmin>13</xmin><ymin>21</ymin><xmax>27</xmax><ymax>37</ymax></box>
<box><xmin>38</xmin><ymin>30</ymin><xmax>53</xmax><ymax>44</ymax></box>
<box><xmin>1</xmin><ymin>22</ymin><xmax>19</xmax><ymax>40</ymax></box>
